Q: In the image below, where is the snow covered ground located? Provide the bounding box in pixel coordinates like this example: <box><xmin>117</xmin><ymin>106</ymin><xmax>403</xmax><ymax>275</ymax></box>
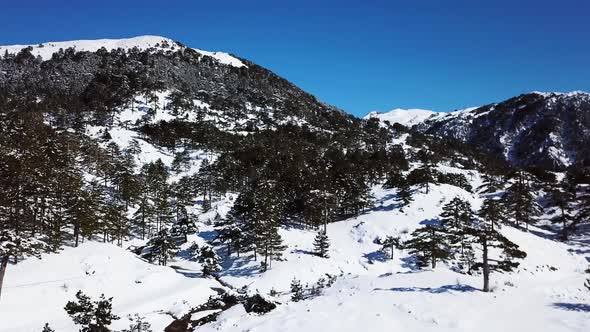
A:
<box><xmin>1</xmin><ymin>99</ymin><xmax>589</xmax><ymax>331</ymax></box>
<box><xmin>1</xmin><ymin>177</ymin><xmax>589</xmax><ymax>331</ymax></box>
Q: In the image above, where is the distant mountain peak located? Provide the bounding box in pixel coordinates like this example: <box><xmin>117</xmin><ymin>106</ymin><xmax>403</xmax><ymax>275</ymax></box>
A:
<box><xmin>364</xmin><ymin>108</ymin><xmax>435</xmax><ymax>126</ymax></box>
<box><xmin>0</xmin><ymin>35</ymin><xmax>247</xmax><ymax>68</ymax></box>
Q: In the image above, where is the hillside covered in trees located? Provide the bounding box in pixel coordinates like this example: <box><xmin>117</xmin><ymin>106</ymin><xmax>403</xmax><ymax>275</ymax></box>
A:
<box><xmin>0</xmin><ymin>36</ymin><xmax>589</xmax><ymax>332</ymax></box>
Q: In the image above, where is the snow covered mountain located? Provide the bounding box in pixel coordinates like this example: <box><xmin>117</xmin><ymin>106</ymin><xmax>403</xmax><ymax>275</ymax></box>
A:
<box><xmin>0</xmin><ymin>36</ymin><xmax>349</xmax><ymax>133</ymax></box>
<box><xmin>368</xmin><ymin>92</ymin><xmax>590</xmax><ymax>170</ymax></box>
<box><xmin>1</xmin><ymin>36</ymin><xmax>589</xmax><ymax>332</ymax></box>
<box><xmin>364</xmin><ymin>108</ymin><xmax>436</xmax><ymax>127</ymax></box>
<box><xmin>0</xmin><ymin>35</ymin><xmax>246</xmax><ymax>67</ymax></box>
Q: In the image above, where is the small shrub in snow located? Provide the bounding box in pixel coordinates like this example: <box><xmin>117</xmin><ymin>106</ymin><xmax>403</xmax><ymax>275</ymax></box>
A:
<box><xmin>121</xmin><ymin>314</ymin><xmax>152</xmax><ymax>332</ymax></box>
<box><xmin>198</xmin><ymin>245</ymin><xmax>222</xmax><ymax>276</ymax></box>
<box><xmin>290</xmin><ymin>278</ymin><xmax>304</xmax><ymax>302</ymax></box>
<box><xmin>41</xmin><ymin>323</ymin><xmax>55</xmax><ymax>332</ymax></box>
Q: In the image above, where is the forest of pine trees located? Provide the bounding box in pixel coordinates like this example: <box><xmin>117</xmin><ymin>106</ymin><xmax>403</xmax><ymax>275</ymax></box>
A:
<box><xmin>1</xmin><ymin>45</ymin><xmax>590</xmax><ymax>301</ymax></box>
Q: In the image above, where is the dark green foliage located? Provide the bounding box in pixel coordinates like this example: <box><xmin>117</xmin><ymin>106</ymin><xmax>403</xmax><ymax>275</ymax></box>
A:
<box><xmin>313</xmin><ymin>230</ymin><xmax>330</xmax><ymax>258</ymax></box>
<box><xmin>146</xmin><ymin>229</ymin><xmax>178</xmax><ymax>266</ymax></box>
<box><xmin>171</xmin><ymin>215</ymin><xmax>198</xmax><ymax>243</ymax></box>
<box><xmin>547</xmin><ymin>186</ymin><xmax>575</xmax><ymax>240</ymax></box>
<box><xmin>64</xmin><ymin>290</ymin><xmax>120</xmax><ymax>332</ymax></box>
<box><xmin>502</xmin><ymin>170</ymin><xmax>541</xmax><ymax>229</ymax></box>
<box><xmin>437</xmin><ymin>173</ymin><xmax>472</xmax><ymax>192</ymax></box>
<box><xmin>397</xmin><ymin>180</ymin><xmax>413</xmax><ymax>210</ymax></box>
<box><xmin>405</xmin><ymin>224</ymin><xmax>452</xmax><ymax>269</ymax></box>
<box><xmin>380</xmin><ymin>235</ymin><xmax>402</xmax><ymax>260</ymax></box>
<box><xmin>290</xmin><ymin>278</ymin><xmax>304</xmax><ymax>302</ymax></box>
<box><xmin>198</xmin><ymin>245</ymin><xmax>222</xmax><ymax>276</ymax></box>
<box><xmin>466</xmin><ymin>215</ymin><xmax>527</xmax><ymax>292</ymax></box>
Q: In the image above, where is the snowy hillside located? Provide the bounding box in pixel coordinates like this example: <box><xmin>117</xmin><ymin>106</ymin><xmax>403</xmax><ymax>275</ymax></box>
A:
<box><xmin>2</xmin><ymin>175</ymin><xmax>589</xmax><ymax>331</ymax></box>
<box><xmin>0</xmin><ymin>35</ymin><xmax>246</xmax><ymax>67</ymax></box>
<box><xmin>1</xmin><ymin>34</ymin><xmax>589</xmax><ymax>332</ymax></box>
<box><xmin>364</xmin><ymin>108</ymin><xmax>436</xmax><ymax>127</ymax></box>
<box><xmin>2</xmin><ymin>113</ymin><xmax>589</xmax><ymax>331</ymax></box>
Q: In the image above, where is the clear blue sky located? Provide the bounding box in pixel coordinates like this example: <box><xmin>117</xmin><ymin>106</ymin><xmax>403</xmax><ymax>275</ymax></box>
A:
<box><xmin>1</xmin><ymin>0</ymin><xmax>589</xmax><ymax>116</ymax></box>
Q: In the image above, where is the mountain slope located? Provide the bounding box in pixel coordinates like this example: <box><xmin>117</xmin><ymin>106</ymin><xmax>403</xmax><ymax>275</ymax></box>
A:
<box><xmin>406</xmin><ymin>92</ymin><xmax>590</xmax><ymax>170</ymax></box>
<box><xmin>0</xmin><ymin>35</ymin><xmax>351</xmax><ymax>133</ymax></box>
<box><xmin>364</xmin><ymin>108</ymin><xmax>436</xmax><ymax>127</ymax></box>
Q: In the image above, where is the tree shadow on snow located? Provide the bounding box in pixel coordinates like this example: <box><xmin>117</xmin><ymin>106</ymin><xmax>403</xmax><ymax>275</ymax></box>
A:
<box><xmin>375</xmin><ymin>284</ymin><xmax>478</xmax><ymax>294</ymax></box>
<box><xmin>551</xmin><ymin>303</ymin><xmax>590</xmax><ymax>312</ymax></box>
<box><xmin>363</xmin><ymin>250</ymin><xmax>389</xmax><ymax>263</ymax></box>
<box><xmin>371</xmin><ymin>193</ymin><xmax>401</xmax><ymax>212</ymax></box>
<box><xmin>198</xmin><ymin>230</ymin><xmax>219</xmax><ymax>243</ymax></box>
<box><xmin>419</xmin><ymin>218</ymin><xmax>441</xmax><ymax>227</ymax></box>
<box><xmin>218</xmin><ymin>253</ymin><xmax>262</xmax><ymax>278</ymax></box>
<box><xmin>292</xmin><ymin>248</ymin><xmax>316</xmax><ymax>256</ymax></box>
<box><xmin>170</xmin><ymin>265</ymin><xmax>201</xmax><ymax>278</ymax></box>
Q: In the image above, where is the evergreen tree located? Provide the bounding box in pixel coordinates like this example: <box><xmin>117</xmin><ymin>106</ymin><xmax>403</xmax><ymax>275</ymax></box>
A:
<box><xmin>313</xmin><ymin>230</ymin><xmax>330</xmax><ymax>258</ymax></box>
<box><xmin>380</xmin><ymin>235</ymin><xmax>401</xmax><ymax>260</ymax></box>
<box><xmin>146</xmin><ymin>229</ymin><xmax>178</xmax><ymax>266</ymax></box>
<box><xmin>478</xmin><ymin>172</ymin><xmax>504</xmax><ymax>194</ymax></box>
<box><xmin>548</xmin><ymin>187</ymin><xmax>575</xmax><ymax>240</ymax></box>
<box><xmin>502</xmin><ymin>170</ymin><xmax>541</xmax><ymax>230</ymax></box>
<box><xmin>439</xmin><ymin>197</ymin><xmax>475</xmax><ymax>271</ymax></box>
<box><xmin>397</xmin><ymin>180</ymin><xmax>413</xmax><ymax>211</ymax></box>
<box><xmin>384</xmin><ymin>168</ymin><xmax>405</xmax><ymax>189</ymax></box>
<box><xmin>64</xmin><ymin>290</ymin><xmax>120</xmax><ymax>332</ymax></box>
<box><xmin>477</xmin><ymin>198</ymin><xmax>506</xmax><ymax>232</ymax></box>
<box><xmin>405</xmin><ymin>224</ymin><xmax>451</xmax><ymax>269</ymax></box>
<box><xmin>290</xmin><ymin>278</ymin><xmax>304</xmax><ymax>302</ymax></box>
<box><xmin>466</xmin><ymin>216</ymin><xmax>527</xmax><ymax>292</ymax></box>
<box><xmin>198</xmin><ymin>245</ymin><xmax>222</xmax><ymax>276</ymax></box>
<box><xmin>172</xmin><ymin>214</ymin><xmax>198</xmax><ymax>243</ymax></box>
<box><xmin>250</xmin><ymin>180</ymin><xmax>286</xmax><ymax>271</ymax></box>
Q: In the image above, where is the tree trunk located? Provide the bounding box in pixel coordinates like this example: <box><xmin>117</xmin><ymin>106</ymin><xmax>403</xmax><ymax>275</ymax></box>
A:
<box><xmin>0</xmin><ymin>255</ymin><xmax>9</xmax><ymax>301</ymax></box>
<box><xmin>482</xmin><ymin>236</ymin><xmax>490</xmax><ymax>292</ymax></box>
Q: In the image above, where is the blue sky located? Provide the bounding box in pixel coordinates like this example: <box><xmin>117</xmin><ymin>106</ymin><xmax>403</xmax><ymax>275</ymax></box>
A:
<box><xmin>1</xmin><ymin>0</ymin><xmax>589</xmax><ymax>116</ymax></box>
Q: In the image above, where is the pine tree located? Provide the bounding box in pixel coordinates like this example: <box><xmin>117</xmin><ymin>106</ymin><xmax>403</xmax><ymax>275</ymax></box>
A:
<box><xmin>64</xmin><ymin>290</ymin><xmax>120</xmax><ymax>332</ymax></box>
<box><xmin>405</xmin><ymin>224</ymin><xmax>451</xmax><ymax>269</ymax></box>
<box><xmin>439</xmin><ymin>197</ymin><xmax>475</xmax><ymax>271</ymax></box>
<box><xmin>146</xmin><ymin>229</ymin><xmax>178</xmax><ymax>266</ymax></box>
<box><xmin>198</xmin><ymin>245</ymin><xmax>222</xmax><ymax>276</ymax></box>
<box><xmin>478</xmin><ymin>172</ymin><xmax>504</xmax><ymax>194</ymax></box>
<box><xmin>250</xmin><ymin>180</ymin><xmax>286</xmax><ymax>271</ymax></box>
<box><xmin>381</xmin><ymin>235</ymin><xmax>401</xmax><ymax>260</ymax></box>
<box><xmin>290</xmin><ymin>278</ymin><xmax>304</xmax><ymax>302</ymax></box>
<box><xmin>313</xmin><ymin>230</ymin><xmax>330</xmax><ymax>258</ymax></box>
<box><xmin>548</xmin><ymin>187</ymin><xmax>575</xmax><ymax>240</ymax></box>
<box><xmin>466</xmin><ymin>216</ymin><xmax>527</xmax><ymax>292</ymax></box>
<box><xmin>502</xmin><ymin>170</ymin><xmax>541</xmax><ymax>230</ymax></box>
<box><xmin>477</xmin><ymin>198</ymin><xmax>506</xmax><ymax>232</ymax></box>
<box><xmin>172</xmin><ymin>215</ymin><xmax>198</xmax><ymax>243</ymax></box>
<box><xmin>397</xmin><ymin>180</ymin><xmax>413</xmax><ymax>211</ymax></box>
<box><xmin>384</xmin><ymin>168</ymin><xmax>405</xmax><ymax>189</ymax></box>
<box><xmin>416</xmin><ymin>149</ymin><xmax>436</xmax><ymax>194</ymax></box>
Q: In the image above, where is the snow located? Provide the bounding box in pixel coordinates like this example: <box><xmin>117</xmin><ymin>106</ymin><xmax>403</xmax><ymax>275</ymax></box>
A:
<box><xmin>364</xmin><ymin>109</ymin><xmax>436</xmax><ymax>127</ymax></box>
<box><xmin>0</xmin><ymin>242</ymin><xmax>220</xmax><ymax>332</ymax></box>
<box><xmin>0</xmin><ymin>35</ymin><xmax>246</xmax><ymax>68</ymax></box>
<box><xmin>1</xmin><ymin>121</ymin><xmax>589</xmax><ymax>331</ymax></box>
